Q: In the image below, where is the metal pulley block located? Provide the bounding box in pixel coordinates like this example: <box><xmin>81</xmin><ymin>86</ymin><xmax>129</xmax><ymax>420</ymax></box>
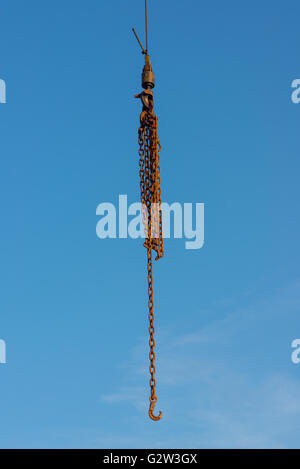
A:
<box><xmin>142</xmin><ymin>54</ymin><xmax>155</xmax><ymax>89</ymax></box>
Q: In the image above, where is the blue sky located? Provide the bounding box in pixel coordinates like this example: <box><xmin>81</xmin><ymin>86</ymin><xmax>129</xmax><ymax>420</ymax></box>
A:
<box><xmin>0</xmin><ymin>0</ymin><xmax>300</xmax><ymax>448</ymax></box>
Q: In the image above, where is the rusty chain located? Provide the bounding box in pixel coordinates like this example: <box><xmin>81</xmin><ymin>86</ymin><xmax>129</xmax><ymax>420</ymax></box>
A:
<box><xmin>137</xmin><ymin>103</ymin><xmax>164</xmax><ymax>421</ymax></box>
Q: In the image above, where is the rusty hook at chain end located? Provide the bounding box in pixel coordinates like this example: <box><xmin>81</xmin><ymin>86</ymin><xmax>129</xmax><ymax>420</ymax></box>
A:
<box><xmin>149</xmin><ymin>401</ymin><xmax>162</xmax><ymax>421</ymax></box>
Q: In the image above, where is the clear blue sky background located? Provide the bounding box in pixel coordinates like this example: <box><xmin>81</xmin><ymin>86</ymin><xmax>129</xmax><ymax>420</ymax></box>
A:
<box><xmin>1</xmin><ymin>0</ymin><xmax>300</xmax><ymax>449</ymax></box>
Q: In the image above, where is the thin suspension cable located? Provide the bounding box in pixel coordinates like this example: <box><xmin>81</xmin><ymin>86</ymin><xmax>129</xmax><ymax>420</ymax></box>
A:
<box><xmin>145</xmin><ymin>0</ymin><xmax>148</xmax><ymax>53</ymax></box>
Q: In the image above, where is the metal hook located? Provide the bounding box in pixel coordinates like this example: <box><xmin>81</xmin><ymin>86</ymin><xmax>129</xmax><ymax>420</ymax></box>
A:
<box><xmin>135</xmin><ymin>89</ymin><xmax>154</xmax><ymax>111</ymax></box>
<box><xmin>149</xmin><ymin>401</ymin><xmax>162</xmax><ymax>421</ymax></box>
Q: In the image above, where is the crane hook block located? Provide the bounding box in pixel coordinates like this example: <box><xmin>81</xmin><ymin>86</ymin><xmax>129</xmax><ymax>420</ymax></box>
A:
<box><xmin>142</xmin><ymin>54</ymin><xmax>155</xmax><ymax>89</ymax></box>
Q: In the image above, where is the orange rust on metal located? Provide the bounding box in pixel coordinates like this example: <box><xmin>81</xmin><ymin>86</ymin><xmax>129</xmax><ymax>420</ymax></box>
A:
<box><xmin>136</xmin><ymin>86</ymin><xmax>164</xmax><ymax>422</ymax></box>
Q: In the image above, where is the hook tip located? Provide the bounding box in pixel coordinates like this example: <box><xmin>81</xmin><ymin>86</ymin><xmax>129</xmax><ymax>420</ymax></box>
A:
<box><xmin>149</xmin><ymin>403</ymin><xmax>163</xmax><ymax>421</ymax></box>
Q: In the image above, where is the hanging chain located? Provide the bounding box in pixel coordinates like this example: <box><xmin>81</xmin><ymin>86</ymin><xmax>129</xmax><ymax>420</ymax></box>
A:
<box><xmin>138</xmin><ymin>105</ymin><xmax>164</xmax><ymax>421</ymax></box>
<box><xmin>132</xmin><ymin>0</ymin><xmax>164</xmax><ymax>423</ymax></box>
